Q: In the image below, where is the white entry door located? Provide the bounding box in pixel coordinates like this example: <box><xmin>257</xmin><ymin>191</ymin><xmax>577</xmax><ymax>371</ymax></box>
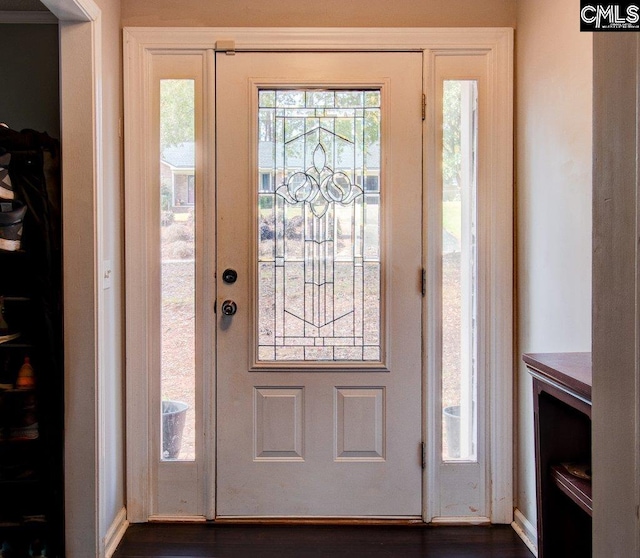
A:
<box><xmin>216</xmin><ymin>51</ymin><xmax>423</xmax><ymax>517</ymax></box>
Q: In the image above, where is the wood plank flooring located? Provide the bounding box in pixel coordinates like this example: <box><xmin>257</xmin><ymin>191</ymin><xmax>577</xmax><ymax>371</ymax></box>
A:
<box><xmin>112</xmin><ymin>523</ymin><xmax>534</xmax><ymax>557</ymax></box>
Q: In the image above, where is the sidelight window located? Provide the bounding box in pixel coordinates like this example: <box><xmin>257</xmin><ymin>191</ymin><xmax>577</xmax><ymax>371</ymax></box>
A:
<box><xmin>159</xmin><ymin>79</ymin><xmax>196</xmax><ymax>461</ymax></box>
<box><xmin>441</xmin><ymin>80</ymin><xmax>478</xmax><ymax>462</ymax></box>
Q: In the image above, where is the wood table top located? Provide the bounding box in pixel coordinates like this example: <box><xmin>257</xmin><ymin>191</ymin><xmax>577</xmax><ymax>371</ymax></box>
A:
<box><xmin>522</xmin><ymin>352</ymin><xmax>591</xmax><ymax>401</ymax></box>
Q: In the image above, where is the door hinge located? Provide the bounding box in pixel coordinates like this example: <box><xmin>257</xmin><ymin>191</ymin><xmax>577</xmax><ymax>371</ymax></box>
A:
<box><xmin>421</xmin><ymin>267</ymin><xmax>426</xmax><ymax>297</ymax></box>
<box><xmin>421</xmin><ymin>442</ymin><xmax>426</xmax><ymax>469</ymax></box>
<box><xmin>422</xmin><ymin>93</ymin><xmax>426</xmax><ymax>121</ymax></box>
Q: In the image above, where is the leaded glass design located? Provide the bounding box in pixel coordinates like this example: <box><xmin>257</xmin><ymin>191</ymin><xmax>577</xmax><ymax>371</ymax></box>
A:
<box><xmin>258</xmin><ymin>90</ymin><xmax>381</xmax><ymax>362</ymax></box>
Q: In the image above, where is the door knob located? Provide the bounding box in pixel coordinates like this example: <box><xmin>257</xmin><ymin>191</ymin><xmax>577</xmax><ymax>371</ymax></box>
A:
<box><xmin>221</xmin><ymin>300</ymin><xmax>237</xmax><ymax>316</ymax></box>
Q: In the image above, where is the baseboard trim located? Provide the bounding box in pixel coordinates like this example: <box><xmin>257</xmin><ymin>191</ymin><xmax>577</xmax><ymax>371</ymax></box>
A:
<box><xmin>512</xmin><ymin>508</ymin><xmax>537</xmax><ymax>557</ymax></box>
<box><xmin>104</xmin><ymin>507</ymin><xmax>129</xmax><ymax>558</ymax></box>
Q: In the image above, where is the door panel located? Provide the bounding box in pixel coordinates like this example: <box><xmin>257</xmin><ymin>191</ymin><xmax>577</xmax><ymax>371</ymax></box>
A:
<box><xmin>216</xmin><ymin>52</ymin><xmax>423</xmax><ymax>517</ymax></box>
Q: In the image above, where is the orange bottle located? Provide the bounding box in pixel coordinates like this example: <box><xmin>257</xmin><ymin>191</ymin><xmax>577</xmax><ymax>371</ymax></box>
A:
<box><xmin>15</xmin><ymin>356</ymin><xmax>35</xmax><ymax>389</ymax></box>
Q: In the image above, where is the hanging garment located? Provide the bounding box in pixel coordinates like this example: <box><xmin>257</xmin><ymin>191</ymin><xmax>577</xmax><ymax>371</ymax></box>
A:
<box><xmin>0</xmin><ymin>146</ymin><xmax>25</xmax><ymax>252</ymax></box>
<box><xmin>0</xmin><ymin>152</ymin><xmax>13</xmax><ymax>200</ymax></box>
<box><xmin>0</xmin><ymin>199</ymin><xmax>27</xmax><ymax>252</ymax></box>
<box><xmin>0</xmin><ymin>127</ymin><xmax>61</xmax><ymax>258</ymax></box>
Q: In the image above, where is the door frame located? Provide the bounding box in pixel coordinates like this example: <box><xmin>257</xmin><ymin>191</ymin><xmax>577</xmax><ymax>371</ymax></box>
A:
<box><xmin>15</xmin><ymin>0</ymin><xmax>128</xmax><ymax>555</ymax></box>
<box><xmin>123</xmin><ymin>26</ymin><xmax>513</xmax><ymax>524</ymax></box>
<box><xmin>38</xmin><ymin>0</ymin><xmax>113</xmax><ymax>555</ymax></box>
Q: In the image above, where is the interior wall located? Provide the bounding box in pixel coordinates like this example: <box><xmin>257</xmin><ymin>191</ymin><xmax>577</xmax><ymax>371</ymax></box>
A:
<box><xmin>515</xmin><ymin>0</ymin><xmax>592</xmax><ymax>541</ymax></box>
<box><xmin>0</xmin><ymin>24</ymin><xmax>59</xmax><ymax>136</ymax></box>
<box><xmin>121</xmin><ymin>0</ymin><xmax>515</xmax><ymax>28</ymax></box>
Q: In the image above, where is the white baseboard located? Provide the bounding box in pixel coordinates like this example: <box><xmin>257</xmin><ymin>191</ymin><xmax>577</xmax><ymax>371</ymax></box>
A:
<box><xmin>104</xmin><ymin>507</ymin><xmax>129</xmax><ymax>558</ymax></box>
<box><xmin>512</xmin><ymin>508</ymin><xmax>537</xmax><ymax>557</ymax></box>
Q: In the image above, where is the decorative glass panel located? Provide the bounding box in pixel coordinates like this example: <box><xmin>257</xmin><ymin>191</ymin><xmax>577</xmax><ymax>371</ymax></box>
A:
<box><xmin>258</xmin><ymin>90</ymin><xmax>381</xmax><ymax>362</ymax></box>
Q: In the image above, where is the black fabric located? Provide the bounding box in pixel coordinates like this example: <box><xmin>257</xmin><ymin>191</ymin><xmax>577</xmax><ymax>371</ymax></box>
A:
<box><xmin>0</xmin><ymin>127</ymin><xmax>63</xmax><ymax>557</ymax></box>
<box><xmin>0</xmin><ymin>127</ymin><xmax>62</xmax><ymax>377</ymax></box>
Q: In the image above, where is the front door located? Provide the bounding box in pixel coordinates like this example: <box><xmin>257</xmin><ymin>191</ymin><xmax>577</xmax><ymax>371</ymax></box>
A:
<box><xmin>216</xmin><ymin>52</ymin><xmax>423</xmax><ymax>517</ymax></box>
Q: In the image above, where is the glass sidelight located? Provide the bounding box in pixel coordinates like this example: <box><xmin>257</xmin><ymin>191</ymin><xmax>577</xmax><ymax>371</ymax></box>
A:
<box><xmin>159</xmin><ymin>79</ymin><xmax>196</xmax><ymax>461</ymax></box>
<box><xmin>441</xmin><ymin>80</ymin><xmax>478</xmax><ymax>462</ymax></box>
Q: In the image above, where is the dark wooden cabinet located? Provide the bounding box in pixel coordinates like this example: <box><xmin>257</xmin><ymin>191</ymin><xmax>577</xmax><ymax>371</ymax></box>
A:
<box><xmin>523</xmin><ymin>352</ymin><xmax>592</xmax><ymax>558</ymax></box>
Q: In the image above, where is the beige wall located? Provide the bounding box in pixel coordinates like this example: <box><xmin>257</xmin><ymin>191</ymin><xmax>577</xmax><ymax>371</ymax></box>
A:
<box><xmin>122</xmin><ymin>0</ymin><xmax>515</xmax><ymax>27</ymax></box>
<box><xmin>515</xmin><ymin>0</ymin><xmax>592</xmax><ymax>542</ymax></box>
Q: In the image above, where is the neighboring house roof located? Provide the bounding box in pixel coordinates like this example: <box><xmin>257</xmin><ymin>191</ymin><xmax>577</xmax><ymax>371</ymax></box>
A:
<box><xmin>161</xmin><ymin>141</ymin><xmax>195</xmax><ymax>169</ymax></box>
<box><xmin>161</xmin><ymin>140</ymin><xmax>379</xmax><ymax>173</ymax></box>
<box><xmin>258</xmin><ymin>140</ymin><xmax>380</xmax><ymax>172</ymax></box>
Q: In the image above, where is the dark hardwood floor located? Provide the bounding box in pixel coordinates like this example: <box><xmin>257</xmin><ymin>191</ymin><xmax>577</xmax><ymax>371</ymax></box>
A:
<box><xmin>112</xmin><ymin>523</ymin><xmax>534</xmax><ymax>557</ymax></box>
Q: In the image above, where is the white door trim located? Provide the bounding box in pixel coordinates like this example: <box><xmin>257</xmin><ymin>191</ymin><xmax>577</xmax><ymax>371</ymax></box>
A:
<box><xmin>42</xmin><ymin>0</ymin><xmax>100</xmax><ymax>21</ymax></box>
<box><xmin>123</xmin><ymin>26</ymin><xmax>513</xmax><ymax>524</ymax></box>
<box><xmin>424</xmin><ymin>47</ymin><xmax>513</xmax><ymax>524</ymax></box>
<box><xmin>40</xmin><ymin>0</ymin><xmax>106</xmax><ymax>555</ymax></box>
